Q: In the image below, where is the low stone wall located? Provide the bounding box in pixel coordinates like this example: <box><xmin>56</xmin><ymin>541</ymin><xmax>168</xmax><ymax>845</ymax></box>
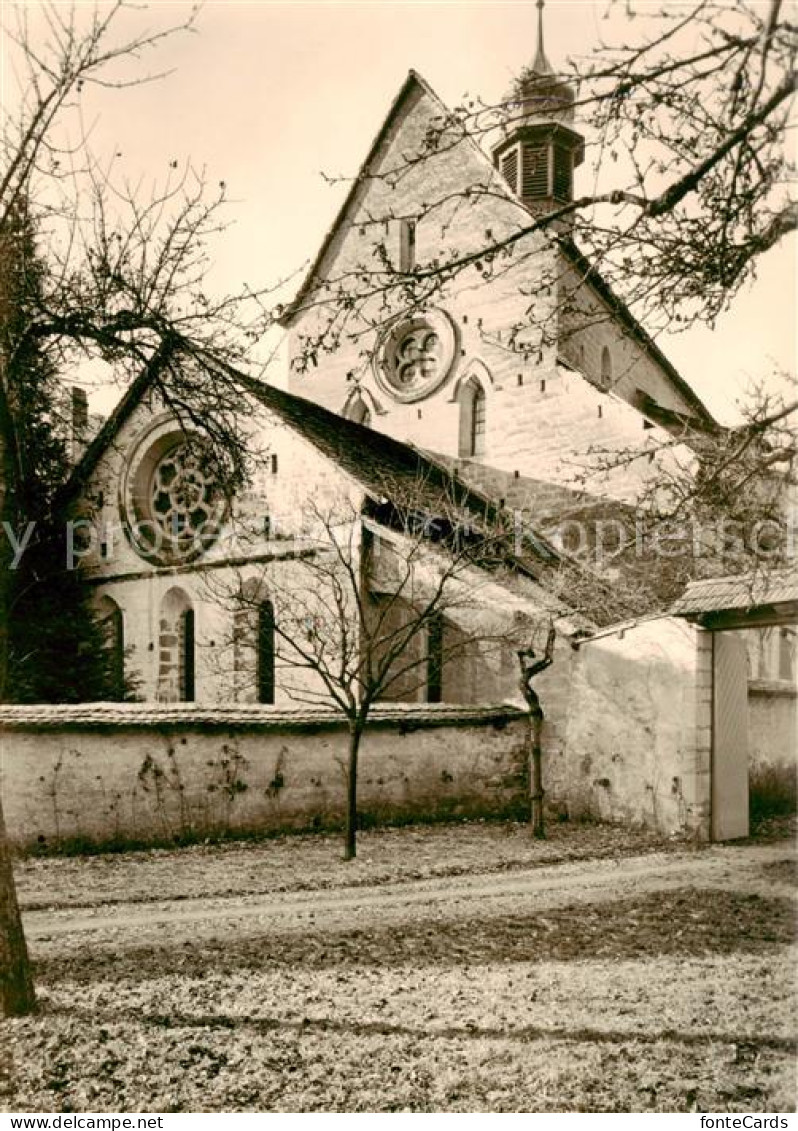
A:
<box><xmin>562</xmin><ymin>618</ymin><xmax>711</xmax><ymax>838</ymax></box>
<box><xmin>748</xmin><ymin>681</ymin><xmax>797</xmax><ymax>773</ymax></box>
<box><xmin>0</xmin><ymin>703</ymin><xmax>529</xmax><ymax>852</ymax></box>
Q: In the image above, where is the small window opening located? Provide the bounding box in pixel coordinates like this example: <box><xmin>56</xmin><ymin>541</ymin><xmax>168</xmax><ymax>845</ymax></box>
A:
<box><xmin>600</xmin><ymin>346</ymin><xmax>612</xmax><ymax>390</ymax></box>
<box><xmin>400</xmin><ymin>219</ymin><xmax>417</xmax><ymax>272</ymax></box>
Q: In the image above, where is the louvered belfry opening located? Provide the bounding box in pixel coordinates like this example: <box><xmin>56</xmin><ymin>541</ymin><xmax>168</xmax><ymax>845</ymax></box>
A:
<box><xmin>553</xmin><ymin>142</ymin><xmax>572</xmax><ymax>201</ymax></box>
<box><xmin>522</xmin><ymin>144</ymin><xmax>548</xmax><ymax>199</ymax></box>
<box><xmin>494</xmin><ymin>116</ymin><xmax>582</xmax><ymax>215</ymax></box>
<box><xmin>491</xmin><ymin>9</ymin><xmax>584</xmax><ymax>218</ymax></box>
<box><xmin>500</xmin><ymin>147</ymin><xmax>520</xmax><ymax>195</ymax></box>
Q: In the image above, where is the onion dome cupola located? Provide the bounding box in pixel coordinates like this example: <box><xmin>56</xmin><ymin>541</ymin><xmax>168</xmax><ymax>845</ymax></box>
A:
<box><xmin>492</xmin><ymin>0</ymin><xmax>584</xmax><ymax>215</ymax></box>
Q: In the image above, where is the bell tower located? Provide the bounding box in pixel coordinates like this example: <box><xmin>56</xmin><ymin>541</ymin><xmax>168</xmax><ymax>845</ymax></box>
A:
<box><xmin>492</xmin><ymin>0</ymin><xmax>584</xmax><ymax>215</ymax></box>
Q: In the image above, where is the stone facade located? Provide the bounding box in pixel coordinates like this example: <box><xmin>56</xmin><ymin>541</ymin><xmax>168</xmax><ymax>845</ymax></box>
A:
<box><xmin>283</xmin><ymin>74</ymin><xmax>708</xmax><ymax>504</ymax></box>
<box><xmin>78</xmin><ymin>390</ymin><xmax>365</xmax><ymax>704</ymax></box>
<box><xmin>6</xmin><ymin>61</ymin><xmax>761</xmax><ymax>850</ymax></box>
<box><xmin>66</xmin><ymin>67</ymin><xmax>716</xmax><ymax>714</ymax></box>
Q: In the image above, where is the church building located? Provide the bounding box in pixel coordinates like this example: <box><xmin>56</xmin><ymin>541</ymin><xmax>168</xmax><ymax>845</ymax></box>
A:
<box><xmin>66</xmin><ymin>16</ymin><xmax>718</xmax><ymax>712</ymax></box>
<box><xmin>1</xmin><ymin>8</ymin><xmax>791</xmax><ymax>850</ymax></box>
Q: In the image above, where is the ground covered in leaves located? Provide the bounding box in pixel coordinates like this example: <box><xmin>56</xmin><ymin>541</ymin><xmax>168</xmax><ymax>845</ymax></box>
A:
<box><xmin>15</xmin><ymin>819</ymin><xmax>677</xmax><ymax>910</ymax></box>
<box><xmin>3</xmin><ymin>820</ymin><xmax>796</xmax><ymax>1113</ymax></box>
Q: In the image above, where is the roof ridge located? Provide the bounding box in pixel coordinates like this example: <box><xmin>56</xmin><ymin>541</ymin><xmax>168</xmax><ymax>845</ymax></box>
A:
<box><xmin>278</xmin><ymin>70</ymin><xmax>523</xmax><ymax>327</ymax></box>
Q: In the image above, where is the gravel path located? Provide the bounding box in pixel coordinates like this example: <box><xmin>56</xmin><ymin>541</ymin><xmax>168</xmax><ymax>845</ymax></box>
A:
<box><xmin>25</xmin><ymin>841</ymin><xmax>795</xmax><ymax>940</ymax></box>
<box><xmin>7</xmin><ymin>831</ymin><xmax>796</xmax><ymax>1112</ymax></box>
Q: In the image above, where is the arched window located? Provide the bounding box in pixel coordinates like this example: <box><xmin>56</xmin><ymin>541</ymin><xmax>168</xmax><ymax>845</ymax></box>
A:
<box><xmin>182</xmin><ymin>609</ymin><xmax>195</xmax><ymax>702</ymax></box>
<box><xmin>257</xmin><ymin>600</ymin><xmax>275</xmax><ymax>704</ymax></box>
<box><xmin>97</xmin><ymin>595</ymin><xmax>125</xmax><ymax>700</ymax></box>
<box><xmin>158</xmin><ymin>588</ymin><xmax>195</xmax><ymax>702</ymax></box>
<box><xmin>458</xmin><ymin>378</ymin><xmax>487</xmax><ymax>459</ymax></box>
<box><xmin>234</xmin><ymin>582</ymin><xmax>276</xmax><ymax>703</ymax></box>
<box><xmin>344</xmin><ymin>393</ymin><xmax>371</xmax><ymax>427</ymax></box>
<box><xmin>600</xmin><ymin>346</ymin><xmax>612</xmax><ymax>390</ymax></box>
<box><xmin>426</xmin><ymin>612</ymin><xmax>444</xmax><ymax>703</ymax></box>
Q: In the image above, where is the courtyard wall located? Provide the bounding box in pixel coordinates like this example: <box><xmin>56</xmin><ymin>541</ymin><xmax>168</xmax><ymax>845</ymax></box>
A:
<box><xmin>0</xmin><ymin>703</ymin><xmax>528</xmax><ymax>852</ymax></box>
<box><xmin>562</xmin><ymin>618</ymin><xmax>712</xmax><ymax>838</ymax></box>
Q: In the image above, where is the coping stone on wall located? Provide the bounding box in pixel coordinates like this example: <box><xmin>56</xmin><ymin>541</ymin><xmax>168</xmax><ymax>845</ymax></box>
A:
<box><xmin>0</xmin><ymin>702</ymin><xmax>526</xmax><ymax>734</ymax></box>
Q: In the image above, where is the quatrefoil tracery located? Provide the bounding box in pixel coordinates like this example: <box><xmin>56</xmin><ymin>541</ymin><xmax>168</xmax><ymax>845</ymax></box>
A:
<box><xmin>376</xmin><ymin>310</ymin><xmax>456</xmax><ymax>403</ymax></box>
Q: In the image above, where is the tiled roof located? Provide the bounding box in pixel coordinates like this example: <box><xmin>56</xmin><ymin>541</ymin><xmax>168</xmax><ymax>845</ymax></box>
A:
<box><xmin>228</xmin><ymin>372</ymin><xmax>564</xmax><ymax>575</ymax></box>
<box><xmin>436</xmin><ymin>455</ymin><xmax>626</xmax><ymax>521</ymax></box>
<box><xmin>0</xmin><ymin>702</ymin><xmax>525</xmax><ymax>731</ymax></box>
<box><xmin>62</xmin><ymin>350</ymin><xmax>563</xmax><ymax>577</ymax></box>
<box><xmin>671</xmin><ymin>568</ymin><xmax>798</xmax><ymax>615</ymax></box>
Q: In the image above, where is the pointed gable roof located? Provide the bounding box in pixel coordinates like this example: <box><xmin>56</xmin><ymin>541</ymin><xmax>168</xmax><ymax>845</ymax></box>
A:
<box><xmin>60</xmin><ymin>357</ymin><xmax>562</xmax><ymax>577</ymax></box>
<box><xmin>277</xmin><ymin>69</ymin><xmax>520</xmax><ymax>328</ymax></box>
<box><xmin>278</xmin><ymin>66</ymin><xmax>714</xmax><ymax>426</ymax></box>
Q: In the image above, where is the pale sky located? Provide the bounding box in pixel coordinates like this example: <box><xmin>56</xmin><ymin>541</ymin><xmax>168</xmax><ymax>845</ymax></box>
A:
<box><xmin>7</xmin><ymin>0</ymin><xmax>797</xmax><ymax>423</ymax></box>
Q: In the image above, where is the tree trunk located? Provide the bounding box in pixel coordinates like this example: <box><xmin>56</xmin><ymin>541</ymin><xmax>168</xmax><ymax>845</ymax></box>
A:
<box><xmin>530</xmin><ymin>709</ymin><xmax>545</xmax><ymax>840</ymax></box>
<box><xmin>0</xmin><ymin>411</ymin><xmax>36</xmax><ymax>1016</ymax></box>
<box><xmin>0</xmin><ymin>797</ymin><xmax>36</xmax><ymax>1017</ymax></box>
<box><xmin>344</xmin><ymin>723</ymin><xmax>363</xmax><ymax>861</ymax></box>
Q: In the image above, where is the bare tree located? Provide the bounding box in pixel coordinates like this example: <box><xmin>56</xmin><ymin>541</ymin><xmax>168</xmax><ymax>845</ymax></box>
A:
<box><xmin>0</xmin><ymin>0</ymin><xmax>273</xmax><ymax>1019</ymax></box>
<box><xmin>544</xmin><ymin>382</ymin><xmax>798</xmax><ymax>611</ymax></box>
<box><xmin>283</xmin><ymin>1</ymin><xmax>795</xmax><ymax>623</ymax></box>
<box><xmin>283</xmin><ymin>0</ymin><xmax>794</xmax><ymax>348</ymax></box>
<box><xmin>0</xmin><ymin>0</ymin><xmax>792</xmax><ymax>1013</ymax></box>
<box><xmin>518</xmin><ymin>625</ymin><xmax>557</xmax><ymax>839</ymax></box>
<box><xmin>208</xmin><ymin>475</ymin><xmax>565</xmax><ymax>860</ymax></box>
<box><xmin>0</xmin><ymin>803</ymin><xmax>35</xmax><ymax>1017</ymax></box>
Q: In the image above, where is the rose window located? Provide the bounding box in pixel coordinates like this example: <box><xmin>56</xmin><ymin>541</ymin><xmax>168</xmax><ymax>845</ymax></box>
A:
<box><xmin>375</xmin><ymin>310</ymin><xmax>457</xmax><ymax>402</ymax></box>
<box><xmin>122</xmin><ymin>426</ymin><xmax>227</xmax><ymax>566</ymax></box>
<box><xmin>150</xmin><ymin>443</ymin><xmax>219</xmax><ymax>542</ymax></box>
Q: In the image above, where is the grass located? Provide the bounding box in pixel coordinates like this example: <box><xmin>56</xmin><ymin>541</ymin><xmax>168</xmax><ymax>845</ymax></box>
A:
<box><xmin>12</xmin><ymin>818</ymin><xmax>682</xmax><ymax>912</ymax></box>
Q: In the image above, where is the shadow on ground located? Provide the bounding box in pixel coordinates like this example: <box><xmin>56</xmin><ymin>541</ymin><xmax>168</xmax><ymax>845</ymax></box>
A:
<box><xmin>35</xmin><ymin>888</ymin><xmax>796</xmax><ymax>986</ymax></box>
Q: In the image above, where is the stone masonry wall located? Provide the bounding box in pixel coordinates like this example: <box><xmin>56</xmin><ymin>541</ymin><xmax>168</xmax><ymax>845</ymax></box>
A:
<box><xmin>0</xmin><ymin>704</ymin><xmax>529</xmax><ymax>852</ymax></box>
<box><xmin>286</xmin><ymin>80</ymin><xmax>701</xmax><ymax>504</ymax></box>
<box><xmin>562</xmin><ymin>618</ymin><xmax>712</xmax><ymax>838</ymax></box>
